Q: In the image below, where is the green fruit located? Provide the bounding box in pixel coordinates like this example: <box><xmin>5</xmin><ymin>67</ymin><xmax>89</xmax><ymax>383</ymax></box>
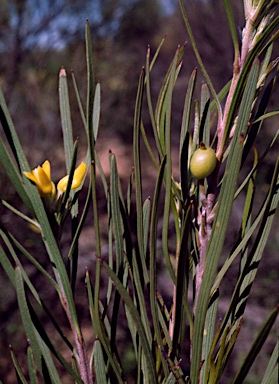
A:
<box><xmin>190</xmin><ymin>143</ymin><xmax>217</xmax><ymax>180</ymax></box>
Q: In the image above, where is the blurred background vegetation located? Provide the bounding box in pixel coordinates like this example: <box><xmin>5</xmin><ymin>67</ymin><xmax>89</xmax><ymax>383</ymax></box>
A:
<box><xmin>0</xmin><ymin>0</ymin><xmax>246</xmax><ymax>150</ymax></box>
<box><xmin>0</xmin><ymin>0</ymin><xmax>278</xmax><ymax>382</ymax></box>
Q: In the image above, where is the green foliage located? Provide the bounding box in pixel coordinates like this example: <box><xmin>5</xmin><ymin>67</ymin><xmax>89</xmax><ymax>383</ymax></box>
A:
<box><xmin>0</xmin><ymin>1</ymin><xmax>278</xmax><ymax>383</ymax></box>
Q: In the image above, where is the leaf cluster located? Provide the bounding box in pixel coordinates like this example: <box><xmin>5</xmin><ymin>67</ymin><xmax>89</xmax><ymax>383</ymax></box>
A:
<box><xmin>0</xmin><ymin>2</ymin><xmax>278</xmax><ymax>383</ymax></box>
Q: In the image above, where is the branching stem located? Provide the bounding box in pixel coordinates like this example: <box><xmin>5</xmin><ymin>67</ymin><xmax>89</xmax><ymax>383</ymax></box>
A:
<box><xmin>61</xmin><ymin>286</ymin><xmax>92</xmax><ymax>384</ymax></box>
<box><xmin>194</xmin><ymin>3</ymin><xmax>257</xmax><ymax>317</ymax></box>
<box><xmin>217</xmin><ymin>6</ymin><xmax>255</xmax><ymax>160</ymax></box>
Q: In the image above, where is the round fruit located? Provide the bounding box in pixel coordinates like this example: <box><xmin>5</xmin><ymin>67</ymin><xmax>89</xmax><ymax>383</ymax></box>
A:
<box><xmin>190</xmin><ymin>143</ymin><xmax>217</xmax><ymax>180</ymax></box>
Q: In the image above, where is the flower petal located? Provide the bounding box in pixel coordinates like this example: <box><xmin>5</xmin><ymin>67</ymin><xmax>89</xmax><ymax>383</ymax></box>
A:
<box><xmin>42</xmin><ymin>160</ymin><xmax>51</xmax><ymax>179</ymax></box>
<box><xmin>23</xmin><ymin>171</ymin><xmax>37</xmax><ymax>184</ymax></box>
<box><xmin>35</xmin><ymin>167</ymin><xmax>53</xmax><ymax>195</ymax></box>
<box><xmin>57</xmin><ymin>175</ymin><xmax>69</xmax><ymax>192</ymax></box>
<box><xmin>57</xmin><ymin>162</ymin><xmax>87</xmax><ymax>193</ymax></box>
<box><xmin>23</xmin><ymin>161</ymin><xmax>55</xmax><ymax>197</ymax></box>
<box><xmin>72</xmin><ymin>162</ymin><xmax>87</xmax><ymax>189</ymax></box>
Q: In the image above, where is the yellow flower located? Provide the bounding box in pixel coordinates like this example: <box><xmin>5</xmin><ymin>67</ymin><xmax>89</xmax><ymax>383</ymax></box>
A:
<box><xmin>23</xmin><ymin>160</ymin><xmax>56</xmax><ymax>197</ymax></box>
<box><xmin>57</xmin><ymin>162</ymin><xmax>87</xmax><ymax>193</ymax></box>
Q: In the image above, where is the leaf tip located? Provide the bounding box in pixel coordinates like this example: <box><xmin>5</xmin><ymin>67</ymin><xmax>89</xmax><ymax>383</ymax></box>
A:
<box><xmin>59</xmin><ymin>67</ymin><xmax>67</xmax><ymax>78</ymax></box>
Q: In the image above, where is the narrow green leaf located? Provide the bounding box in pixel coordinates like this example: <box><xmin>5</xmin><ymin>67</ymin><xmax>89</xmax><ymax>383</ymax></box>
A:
<box><xmin>110</xmin><ymin>154</ymin><xmax>124</xmax><ymax>274</ymax></box>
<box><xmin>149</xmin><ymin>36</ymin><xmax>166</xmax><ymax>72</ymax></box>
<box><xmin>157</xmin><ymin>299</ymin><xmax>172</xmax><ymax>350</ymax></box>
<box><xmin>242</xmin><ymin>76</ymin><xmax>276</xmax><ymax>166</ymax></box>
<box><xmin>71</xmin><ymin>77</ymin><xmax>105</xmax><ymax>190</ymax></box>
<box><xmin>72</xmin><ymin>354</ymin><xmax>80</xmax><ymax>380</ymax></box>
<box><xmin>165</xmin><ymin>372</ymin><xmax>176</xmax><ymax>384</ymax></box>
<box><xmin>85</xmin><ymin>270</ymin><xmax>124</xmax><ymax>383</ymax></box>
<box><xmin>93</xmin><ymin>339</ymin><xmax>107</xmax><ymax>384</ymax></box>
<box><xmin>90</xmin><ymin>161</ymin><xmax>105</xmax><ymax>383</ymax></box>
<box><xmin>10</xmin><ymin>346</ymin><xmax>29</xmax><ymax>384</ymax></box>
<box><xmin>34</xmin><ymin>329</ymin><xmax>61</xmax><ymax>384</ymax></box>
<box><xmin>257</xmin><ymin>23</ymin><xmax>279</xmax><ymax>59</ymax></box>
<box><xmin>0</xmin><ymin>244</ymin><xmax>16</xmax><ymax>285</ymax></box>
<box><xmin>261</xmin><ymin>340</ymin><xmax>279</xmax><ymax>384</ymax></box>
<box><xmin>85</xmin><ymin>20</ymin><xmax>95</xmax><ymax>160</ymax></box>
<box><xmin>217</xmin><ymin>157</ymin><xmax>279</xmax><ymax>339</ymax></box>
<box><xmin>252</xmin><ymin>109</ymin><xmax>279</xmax><ymax>122</ymax></box>
<box><xmin>101</xmin><ymin>259</ymin><xmax>157</xmax><ymax>383</ymax></box>
<box><xmin>236</xmin><ymin>129</ymin><xmax>278</xmax><ymax>200</ymax></box>
<box><xmin>98</xmin><ymin>300</ymin><xmax>112</xmax><ymax>342</ymax></box>
<box><xmin>191</xmin><ymin>60</ymin><xmax>260</xmax><ymax>384</ymax></box>
<box><xmin>211</xmin><ymin>188</ymin><xmax>268</xmax><ymax>293</ymax></box>
<box><xmin>58</xmin><ymin>139</ymin><xmax>78</xmax><ymax>219</ymax></box>
<box><xmin>72</xmin><ymin>75</ymin><xmax>106</xmax><ymax>196</ymax></box>
<box><xmin>232</xmin><ymin>306</ymin><xmax>279</xmax><ymax>384</ymax></box>
<box><xmin>15</xmin><ymin>266</ymin><xmax>43</xmax><ymax>372</ymax></box>
<box><xmin>212</xmin><ymin>323</ymin><xmax>240</xmax><ymax>383</ymax></box>
<box><xmin>0</xmin><ymin>140</ymin><xmax>33</xmax><ymax>214</ymax></box>
<box><xmin>145</xmin><ymin>47</ymin><xmax>163</xmax><ymax>160</ymax></box>
<box><xmin>199</xmin><ymin>83</ymin><xmax>210</xmax><ymax>146</ymax></box>
<box><xmin>136</xmin><ymin>346</ymin><xmax>142</xmax><ymax>384</ymax></box>
<box><xmin>124</xmin><ymin>298</ymin><xmax>138</xmax><ymax>360</ymax></box>
<box><xmin>180</xmin><ymin>131</ymin><xmax>190</xmax><ymax>202</ymax></box>
<box><xmin>71</xmin><ymin>70</ymin><xmax>87</xmax><ymax>128</ymax></box>
<box><xmin>27</xmin><ymin>298</ymin><xmax>83</xmax><ymax>383</ymax></box>
<box><xmin>21</xmin><ymin>165</ymin><xmax>81</xmax><ymax>343</ymax></box>
<box><xmin>209</xmin><ymin>327</ymin><xmax>229</xmax><ymax>384</ymax></box>
<box><xmin>179</xmin><ymin>69</ymin><xmax>196</xmax><ymax>200</ymax></box>
<box><xmin>133</xmin><ymin>67</ymin><xmax>149</xmax><ymax>285</ymax></box>
<box><xmin>140</xmin><ymin>347</ymin><xmax>149</xmax><ymax>383</ymax></box>
<box><xmin>0</xmin><ymin>233</ymin><xmax>78</xmax><ymax>377</ymax></box>
<box><xmin>131</xmin><ymin>248</ymin><xmax>153</xmax><ymax>347</ymax></box>
<box><xmin>263</xmin><ymin>367</ymin><xmax>279</xmax><ymax>384</ymax></box>
<box><xmin>0</xmin><ymin>199</ymin><xmax>40</xmax><ymax>229</ymax></box>
<box><xmin>0</xmin><ymin>228</ymin><xmax>58</xmax><ymax>298</ymax></box>
<box><xmin>209</xmin><ymin>80</ymin><xmax>231</xmax><ymax>115</ymax></box>
<box><xmin>224</xmin><ymin>0</ymin><xmax>240</xmax><ymax>64</ymax></box>
<box><xmin>67</xmin><ymin>182</ymin><xmax>92</xmax><ymax>261</ymax></box>
<box><xmin>179</xmin><ymin>68</ymin><xmax>197</xmax><ymax>157</ymax></box>
<box><xmin>93</xmin><ymin>83</ymin><xmax>101</xmax><ymax>140</ymax></box>
<box><xmin>171</xmin><ymin>205</ymin><xmax>192</xmax><ymax>360</ymax></box>
<box><xmin>192</xmin><ymin>102</ymin><xmax>200</xmax><ymax>154</ymax></box>
<box><xmin>149</xmin><ymin>156</ymin><xmax>169</xmax><ymax>376</ymax></box>
<box><xmin>44</xmin><ymin>229</ymin><xmax>80</xmax><ymax>337</ymax></box>
<box><xmin>106</xmin><ymin>190</ymin><xmax>114</xmax><ymax>305</ymax></box>
<box><xmin>233</xmin><ymin>159</ymin><xmax>279</xmax><ymax>322</ymax></box>
<box><xmin>164</xmin><ymin>360</ymin><xmax>185</xmax><ymax>384</ymax></box>
<box><xmin>258</xmin><ymin>43</ymin><xmax>274</xmax><ymax>81</ymax></box>
<box><xmin>142</xmin><ymin>197</ymin><xmax>151</xmax><ymax>259</ymax></box>
<box><xmin>162</xmin><ymin>48</ymin><xmax>179</xmax><ymax>283</ymax></box>
<box><xmin>94</xmin><ymin>149</ymin><xmax>108</xmax><ymax>194</ymax></box>
<box><xmin>0</xmin><ymin>87</ymin><xmax>29</xmax><ymax>170</ymax></box>
<box><xmin>179</xmin><ymin>0</ymin><xmax>222</xmax><ymax>119</ymax></box>
<box><xmin>222</xmin><ymin>15</ymin><xmax>279</xmax><ymax>149</ymax></box>
<box><xmin>155</xmin><ymin>46</ymin><xmax>184</xmax><ymax>154</ymax></box>
<box><xmin>238</xmin><ymin>148</ymin><xmax>258</xmax><ymax>274</ymax></box>
<box><xmin>15</xmin><ymin>267</ymin><xmax>72</xmax><ymax>383</ymax></box>
<box><xmin>140</xmin><ymin>121</ymin><xmax>160</xmax><ymax>170</ymax></box>
<box><xmin>59</xmin><ymin>67</ymin><xmax>74</xmax><ymax>173</ymax></box>
<box><xmin>200</xmin><ymin>289</ymin><xmax>219</xmax><ymax>384</ymax></box>
<box><xmin>27</xmin><ymin>344</ymin><xmax>39</xmax><ymax>384</ymax></box>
